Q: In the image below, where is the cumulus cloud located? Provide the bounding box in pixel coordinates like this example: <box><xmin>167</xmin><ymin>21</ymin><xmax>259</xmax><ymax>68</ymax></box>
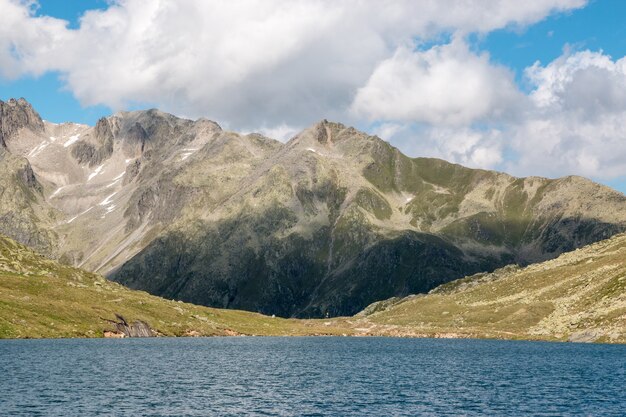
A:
<box><xmin>0</xmin><ymin>0</ymin><xmax>69</xmax><ymax>78</ymax></box>
<box><xmin>0</xmin><ymin>0</ymin><xmax>585</xmax><ymax>130</ymax></box>
<box><xmin>351</xmin><ymin>37</ymin><xmax>523</xmax><ymax>125</ymax></box>
<box><xmin>384</xmin><ymin>125</ymin><xmax>505</xmax><ymax>170</ymax></box>
<box><xmin>526</xmin><ymin>50</ymin><xmax>626</xmax><ymax>115</ymax></box>
<box><xmin>508</xmin><ymin>50</ymin><xmax>626</xmax><ymax>179</ymax></box>
<box><xmin>382</xmin><ymin>49</ymin><xmax>626</xmax><ymax>182</ymax></box>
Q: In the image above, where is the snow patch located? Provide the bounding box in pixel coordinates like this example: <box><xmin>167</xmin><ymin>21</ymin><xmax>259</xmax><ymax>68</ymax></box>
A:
<box><xmin>49</xmin><ymin>136</ymin><xmax>56</xmax><ymax>142</ymax></box>
<box><xmin>125</xmin><ymin>158</ymin><xmax>133</xmax><ymax>164</ymax></box>
<box><xmin>49</xmin><ymin>186</ymin><xmax>67</xmax><ymax>199</ymax></box>
<box><xmin>67</xmin><ymin>207</ymin><xmax>93</xmax><ymax>224</ymax></box>
<box><xmin>63</xmin><ymin>134</ymin><xmax>81</xmax><ymax>148</ymax></box>
<box><xmin>306</xmin><ymin>148</ymin><xmax>324</xmax><ymax>156</ymax></box>
<box><xmin>28</xmin><ymin>141</ymin><xmax>50</xmax><ymax>157</ymax></box>
<box><xmin>99</xmin><ymin>192</ymin><xmax>118</xmax><ymax>206</ymax></box>
<box><xmin>180</xmin><ymin>148</ymin><xmax>199</xmax><ymax>161</ymax></box>
<box><xmin>105</xmin><ymin>175</ymin><xmax>124</xmax><ymax>188</ymax></box>
<box><xmin>101</xmin><ymin>204</ymin><xmax>116</xmax><ymax>218</ymax></box>
<box><xmin>99</xmin><ymin>192</ymin><xmax>118</xmax><ymax>218</ymax></box>
<box><xmin>87</xmin><ymin>165</ymin><xmax>104</xmax><ymax>181</ymax></box>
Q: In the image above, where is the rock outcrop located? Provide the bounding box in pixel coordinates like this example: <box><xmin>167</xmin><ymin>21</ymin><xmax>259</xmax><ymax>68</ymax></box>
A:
<box><xmin>102</xmin><ymin>314</ymin><xmax>154</xmax><ymax>337</ymax></box>
<box><xmin>0</xmin><ymin>98</ymin><xmax>44</xmax><ymax>148</ymax></box>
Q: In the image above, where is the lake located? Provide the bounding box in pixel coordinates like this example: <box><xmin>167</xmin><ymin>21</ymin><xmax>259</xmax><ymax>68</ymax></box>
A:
<box><xmin>0</xmin><ymin>337</ymin><xmax>624</xmax><ymax>416</ymax></box>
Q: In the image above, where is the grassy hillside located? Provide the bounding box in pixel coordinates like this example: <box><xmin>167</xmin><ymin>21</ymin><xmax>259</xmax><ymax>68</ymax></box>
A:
<box><xmin>1</xmin><ymin>231</ymin><xmax>624</xmax><ymax>343</ymax></box>
<box><xmin>0</xmin><ymin>234</ymin><xmax>350</xmax><ymax>338</ymax></box>
<box><xmin>351</xmin><ymin>233</ymin><xmax>626</xmax><ymax>343</ymax></box>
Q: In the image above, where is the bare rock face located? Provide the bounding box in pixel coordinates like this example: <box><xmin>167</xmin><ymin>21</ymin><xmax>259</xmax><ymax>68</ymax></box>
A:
<box><xmin>103</xmin><ymin>314</ymin><xmax>154</xmax><ymax>337</ymax></box>
<box><xmin>70</xmin><ymin>118</ymin><xmax>114</xmax><ymax>166</ymax></box>
<box><xmin>0</xmin><ymin>98</ymin><xmax>44</xmax><ymax>147</ymax></box>
<box><xmin>17</xmin><ymin>159</ymin><xmax>42</xmax><ymax>191</ymax></box>
<box><xmin>0</xmin><ymin>100</ymin><xmax>54</xmax><ymax>255</ymax></box>
<box><xmin>0</xmin><ymin>152</ymin><xmax>55</xmax><ymax>256</ymax></box>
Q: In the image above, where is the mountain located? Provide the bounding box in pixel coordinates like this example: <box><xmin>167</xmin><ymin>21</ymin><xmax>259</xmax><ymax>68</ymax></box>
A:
<box><xmin>354</xmin><ymin>232</ymin><xmax>626</xmax><ymax>343</ymax></box>
<box><xmin>1</xmin><ymin>98</ymin><xmax>625</xmax><ymax>317</ymax></box>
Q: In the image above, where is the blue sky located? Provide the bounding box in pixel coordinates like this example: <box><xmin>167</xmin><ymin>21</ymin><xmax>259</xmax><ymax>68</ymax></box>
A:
<box><xmin>481</xmin><ymin>0</ymin><xmax>626</xmax><ymax>76</ymax></box>
<box><xmin>1</xmin><ymin>0</ymin><xmax>625</xmax><ymax>193</ymax></box>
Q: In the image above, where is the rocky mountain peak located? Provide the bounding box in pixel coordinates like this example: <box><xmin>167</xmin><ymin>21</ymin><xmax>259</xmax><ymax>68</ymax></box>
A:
<box><xmin>194</xmin><ymin>118</ymin><xmax>222</xmax><ymax>132</ymax></box>
<box><xmin>0</xmin><ymin>98</ymin><xmax>44</xmax><ymax>147</ymax></box>
<box><xmin>94</xmin><ymin>117</ymin><xmax>114</xmax><ymax>144</ymax></box>
<box><xmin>286</xmin><ymin>120</ymin><xmax>356</xmax><ymax>151</ymax></box>
<box><xmin>70</xmin><ymin>117</ymin><xmax>115</xmax><ymax>167</ymax></box>
<box><xmin>314</xmin><ymin>119</ymin><xmax>352</xmax><ymax>144</ymax></box>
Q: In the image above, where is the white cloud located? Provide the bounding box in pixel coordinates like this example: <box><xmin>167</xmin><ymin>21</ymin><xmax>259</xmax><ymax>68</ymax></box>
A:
<box><xmin>382</xmin><ymin>49</ymin><xmax>626</xmax><ymax>181</ymax></box>
<box><xmin>351</xmin><ymin>37</ymin><xmax>523</xmax><ymax>125</ymax></box>
<box><xmin>508</xmin><ymin>50</ymin><xmax>626</xmax><ymax>179</ymax></box>
<box><xmin>371</xmin><ymin>123</ymin><xmax>408</xmax><ymax>142</ymax></box>
<box><xmin>507</xmin><ymin>112</ymin><xmax>626</xmax><ymax>179</ymax></box>
<box><xmin>0</xmin><ymin>0</ymin><xmax>585</xmax><ymax>129</ymax></box>
<box><xmin>388</xmin><ymin>125</ymin><xmax>505</xmax><ymax>170</ymax></box>
<box><xmin>250</xmin><ymin>124</ymin><xmax>301</xmax><ymax>142</ymax></box>
<box><xmin>0</xmin><ymin>0</ymin><xmax>69</xmax><ymax>78</ymax></box>
<box><xmin>527</xmin><ymin>49</ymin><xmax>626</xmax><ymax>113</ymax></box>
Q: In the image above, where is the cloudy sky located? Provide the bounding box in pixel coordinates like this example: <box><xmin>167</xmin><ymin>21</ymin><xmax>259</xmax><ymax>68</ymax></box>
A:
<box><xmin>1</xmin><ymin>0</ymin><xmax>626</xmax><ymax>193</ymax></box>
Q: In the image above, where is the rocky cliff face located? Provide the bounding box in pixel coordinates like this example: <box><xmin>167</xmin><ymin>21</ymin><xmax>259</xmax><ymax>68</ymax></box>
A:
<box><xmin>0</xmin><ymin>98</ymin><xmax>44</xmax><ymax>148</ymax></box>
<box><xmin>1</xmin><ymin>98</ymin><xmax>625</xmax><ymax>317</ymax></box>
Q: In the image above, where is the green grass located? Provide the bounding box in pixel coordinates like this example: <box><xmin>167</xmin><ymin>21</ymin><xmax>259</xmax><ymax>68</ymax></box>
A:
<box><xmin>0</xmin><ymin>235</ymin><xmax>353</xmax><ymax>338</ymax></box>
<box><xmin>1</xmin><ymin>231</ymin><xmax>624</xmax><ymax>343</ymax></box>
<box><xmin>363</xmin><ymin>234</ymin><xmax>626</xmax><ymax>343</ymax></box>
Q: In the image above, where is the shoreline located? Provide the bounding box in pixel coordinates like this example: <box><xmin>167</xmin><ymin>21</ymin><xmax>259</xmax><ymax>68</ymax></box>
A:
<box><xmin>2</xmin><ymin>331</ymin><xmax>624</xmax><ymax>345</ymax></box>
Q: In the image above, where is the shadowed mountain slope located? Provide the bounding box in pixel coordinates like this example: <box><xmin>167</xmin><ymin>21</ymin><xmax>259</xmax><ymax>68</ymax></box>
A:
<box><xmin>354</xmin><ymin>233</ymin><xmax>626</xmax><ymax>343</ymax></box>
<box><xmin>1</xmin><ymin>230</ymin><xmax>624</xmax><ymax>343</ymax></box>
<box><xmin>0</xmin><ymin>233</ymin><xmax>339</xmax><ymax>338</ymax></box>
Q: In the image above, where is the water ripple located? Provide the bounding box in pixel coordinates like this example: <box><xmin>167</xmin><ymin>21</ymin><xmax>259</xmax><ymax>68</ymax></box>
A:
<box><xmin>0</xmin><ymin>337</ymin><xmax>624</xmax><ymax>416</ymax></box>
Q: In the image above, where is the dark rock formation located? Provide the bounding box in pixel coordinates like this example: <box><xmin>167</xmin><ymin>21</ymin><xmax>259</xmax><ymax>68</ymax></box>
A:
<box><xmin>0</xmin><ymin>98</ymin><xmax>44</xmax><ymax>147</ymax></box>
<box><xmin>71</xmin><ymin>118</ymin><xmax>114</xmax><ymax>166</ymax></box>
<box><xmin>102</xmin><ymin>314</ymin><xmax>154</xmax><ymax>337</ymax></box>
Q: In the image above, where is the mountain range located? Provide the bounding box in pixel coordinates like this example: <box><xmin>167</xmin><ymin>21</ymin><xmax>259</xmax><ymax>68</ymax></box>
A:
<box><xmin>1</xmin><ymin>97</ymin><xmax>625</xmax><ymax>317</ymax></box>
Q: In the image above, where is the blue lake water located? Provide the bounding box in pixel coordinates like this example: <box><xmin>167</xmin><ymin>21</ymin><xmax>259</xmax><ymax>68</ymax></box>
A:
<box><xmin>0</xmin><ymin>337</ymin><xmax>624</xmax><ymax>416</ymax></box>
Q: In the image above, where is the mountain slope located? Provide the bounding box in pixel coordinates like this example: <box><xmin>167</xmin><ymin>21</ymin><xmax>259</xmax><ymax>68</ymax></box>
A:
<box><xmin>0</xmin><ymin>99</ymin><xmax>60</xmax><ymax>256</ymax></box>
<box><xmin>0</xmin><ymin>233</ymin><xmax>342</xmax><ymax>338</ymax></box>
<box><xmin>1</xmin><ymin>231</ymin><xmax>623</xmax><ymax>343</ymax></box>
<box><xmin>1</xmin><ymin>98</ymin><xmax>625</xmax><ymax>317</ymax></box>
<box><xmin>354</xmin><ymin>233</ymin><xmax>626</xmax><ymax>343</ymax></box>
